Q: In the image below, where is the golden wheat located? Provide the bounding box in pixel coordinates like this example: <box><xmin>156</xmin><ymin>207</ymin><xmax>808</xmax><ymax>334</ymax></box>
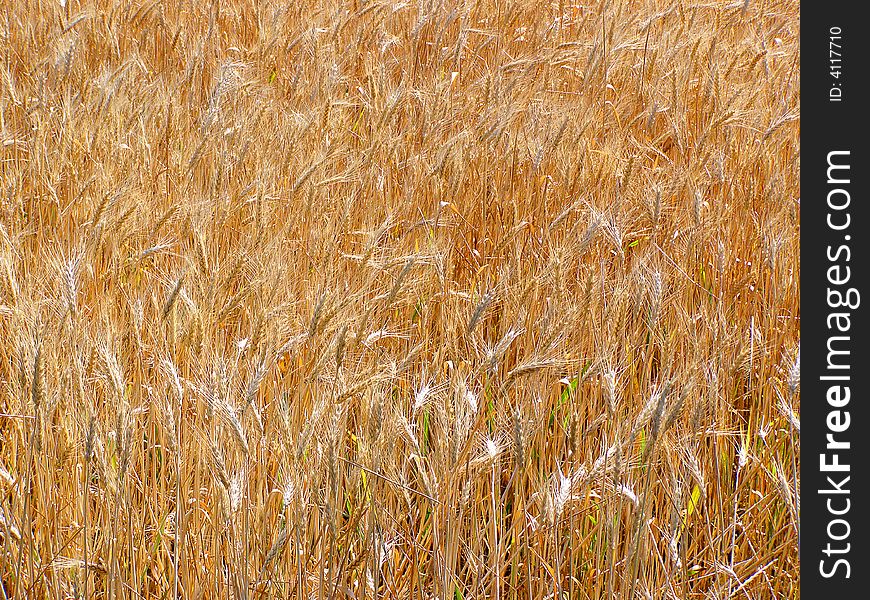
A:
<box><xmin>0</xmin><ymin>0</ymin><xmax>799</xmax><ymax>597</ymax></box>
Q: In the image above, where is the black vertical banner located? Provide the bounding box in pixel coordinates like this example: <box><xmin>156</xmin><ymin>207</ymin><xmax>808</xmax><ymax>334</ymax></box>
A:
<box><xmin>802</xmin><ymin>3</ymin><xmax>867</xmax><ymax>597</ymax></box>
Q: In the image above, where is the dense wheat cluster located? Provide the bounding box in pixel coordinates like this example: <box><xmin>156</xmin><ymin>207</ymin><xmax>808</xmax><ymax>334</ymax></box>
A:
<box><xmin>0</xmin><ymin>0</ymin><xmax>799</xmax><ymax>598</ymax></box>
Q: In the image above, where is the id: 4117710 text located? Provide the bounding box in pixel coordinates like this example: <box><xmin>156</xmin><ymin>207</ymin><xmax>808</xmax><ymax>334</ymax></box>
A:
<box><xmin>829</xmin><ymin>27</ymin><xmax>843</xmax><ymax>102</ymax></box>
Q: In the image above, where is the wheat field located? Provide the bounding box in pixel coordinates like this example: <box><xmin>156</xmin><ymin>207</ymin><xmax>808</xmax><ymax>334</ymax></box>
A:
<box><xmin>0</xmin><ymin>0</ymin><xmax>799</xmax><ymax>598</ymax></box>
